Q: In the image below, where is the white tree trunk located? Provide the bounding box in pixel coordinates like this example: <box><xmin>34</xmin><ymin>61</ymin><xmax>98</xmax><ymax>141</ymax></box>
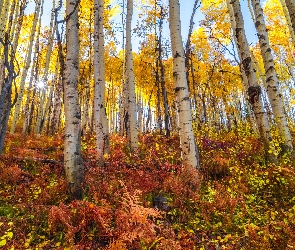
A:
<box><xmin>251</xmin><ymin>0</ymin><xmax>294</xmax><ymax>153</ymax></box>
<box><xmin>125</xmin><ymin>0</ymin><xmax>138</xmax><ymax>149</ymax></box>
<box><xmin>227</xmin><ymin>0</ymin><xmax>277</xmax><ymax>162</ymax></box>
<box><xmin>169</xmin><ymin>0</ymin><xmax>200</xmax><ymax>170</ymax></box>
<box><xmin>50</xmin><ymin>77</ymin><xmax>63</xmax><ymax>134</ymax></box>
<box><xmin>94</xmin><ymin>0</ymin><xmax>110</xmax><ymax>165</ymax></box>
<box><xmin>64</xmin><ymin>0</ymin><xmax>83</xmax><ymax>199</ymax></box>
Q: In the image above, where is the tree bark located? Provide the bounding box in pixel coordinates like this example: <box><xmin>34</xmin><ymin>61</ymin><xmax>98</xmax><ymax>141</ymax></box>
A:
<box><xmin>185</xmin><ymin>0</ymin><xmax>199</xmax><ymax>92</ymax></box>
<box><xmin>64</xmin><ymin>0</ymin><xmax>83</xmax><ymax>200</ymax></box>
<box><xmin>125</xmin><ymin>0</ymin><xmax>138</xmax><ymax>149</ymax></box>
<box><xmin>94</xmin><ymin>0</ymin><xmax>110</xmax><ymax>166</ymax></box>
<box><xmin>158</xmin><ymin>5</ymin><xmax>171</xmax><ymax>137</ymax></box>
<box><xmin>169</xmin><ymin>0</ymin><xmax>200</xmax><ymax>170</ymax></box>
<box><xmin>0</xmin><ymin>34</ymin><xmax>17</xmax><ymax>154</ymax></box>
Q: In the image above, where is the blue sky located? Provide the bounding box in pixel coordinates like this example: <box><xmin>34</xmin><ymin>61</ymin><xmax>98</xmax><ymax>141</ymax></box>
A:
<box><xmin>26</xmin><ymin>0</ymin><xmax>258</xmax><ymax>50</ymax></box>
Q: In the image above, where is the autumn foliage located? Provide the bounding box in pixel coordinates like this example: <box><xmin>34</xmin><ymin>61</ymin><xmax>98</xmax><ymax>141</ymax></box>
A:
<box><xmin>0</xmin><ymin>130</ymin><xmax>294</xmax><ymax>249</ymax></box>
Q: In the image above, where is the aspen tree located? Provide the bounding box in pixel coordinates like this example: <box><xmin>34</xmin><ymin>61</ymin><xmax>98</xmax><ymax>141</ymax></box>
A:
<box><xmin>80</xmin><ymin>6</ymin><xmax>93</xmax><ymax>136</ymax></box>
<box><xmin>119</xmin><ymin>0</ymin><xmax>126</xmax><ymax>136</ymax></box>
<box><xmin>10</xmin><ymin>0</ymin><xmax>43</xmax><ymax>133</ymax></box>
<box><xmin>251</xmin><ymin>0</ymin><xmax>294</xmax><ymax>155</ymax></box>
<box><xmin>94</xmin><ymin>0</ymin><xmax>110</xmax><ymax>165</ymax></box>
<box><xmin>157</xmin><ymin>5</ymin><xmax>170</xmax><ymax>137</ymax></box>
<box><xmin>169</xmin><ymin>0</ymin><xmax>200</xmax><ymax>170</ymax></box>
<box><xmin>81</xmin><ymin>79</ymin><xmax>90</xmax><ymax>135</ymax></box>
<box><xmin>51</xmin><ymin>3</ymin><xmax>65</xmax><ymax>135</ymax></box>
<box><xmin>0</xmin><ymin>35</ymin><xmax>17</xmax><ymax>154</ymax></box>
<box><xmin>125</xmin><ymin>0</ymin><xmax>138</xmax><ymax>149</ymax></box>
<box><xmin>64</xmin><ymin>0</ymin><xmax>84</xmax><ymax>199</ymax></box>
<box><xmin>42</xmin><ymin>65</ymin><xmax>58</xmax><ymax>134</ymax></box>
<box><xmin>227</xmin><ymin>0</ymin><xmax>277</xmax><ymax>163</ymax></box>
<box><xmin>50</xmin><ymin>75</ymin><xmax>63</xmax><ymax>134</ymax></box>
<box><xmin>226</xmin><ymin>0</ymin><xmax>258</xmax><ymax>133</ymax></box>
<box><xmin>137</xmin><ymin>90</ymin><xmax>143</xmax><ymax>133</ymax></box>
<box><xmin>185</xmin><ymin>0</ymin><xmax>199</xmax><ymax>92</ymax></box>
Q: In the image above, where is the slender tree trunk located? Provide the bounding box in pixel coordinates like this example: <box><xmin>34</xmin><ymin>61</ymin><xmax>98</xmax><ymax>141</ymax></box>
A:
<box><xmin>158</xmin><ymin>6</ymin><xmax>171</xmax><ymax>137</ymax></box>
<box><xmin>0</xmin><ymin>34</ymin><xmax>17</xmax><ymax>154</ymax></box>
<box><xmin>155</xmin><ymin>65</ymin><xmax>162</xmax><ymax>133</ymax></box>
<box><xmin>185</xmin><ymin>0</ymin><xmax>199</xmax><ymax>92</ymax></box>
<box><xmin>81</xmin><ymin>83</ymin><xmax>89</xmax><ymax>135</ymax></box>
<box><xmin>50</xmin><ymin>77</ymin><xmax>63</xmax><ymax>134</ymax></box>
<box><xmin>125</xmin><ymin>0</ymin><xmax>138</xmax><ymax>149</ymax></box>
<box><xmin>64</xmin><ymin>0</ymin><xmax>83</xmax><ymax>200</ymax></box>
<box><xmin>169</xmin><ymin>0</ymin><xmax>200</xmax><ymax>171</ymax></box>
<box><xmin>119</xmin><ymin>0</ymin><xmax>126</xmax><ymax>136</ymax></box>
<box><xmin>227</xmin><ymin>0</ymin><xmax>277</xmax><ymax>163</ymax></box>
<box><xmin>94</xmin><ymin>0</ymin><xmax>110</xmax><ymax>166</ymax></box>
<box><xmin>137</xmin><ymin>89</ymin><xmax>143</xmax><ymax>133</ymax></box>
<box><xmin>51</xmin><ymin>2</ymin><xmax>65</xmax><ymax>135</ymax></box>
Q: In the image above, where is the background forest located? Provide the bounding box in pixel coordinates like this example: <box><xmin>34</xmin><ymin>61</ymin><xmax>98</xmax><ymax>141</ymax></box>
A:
<box><xmin>0</xmin><ymin>0</ymin><xmax>295</xmax><ymax>249</ymax></box>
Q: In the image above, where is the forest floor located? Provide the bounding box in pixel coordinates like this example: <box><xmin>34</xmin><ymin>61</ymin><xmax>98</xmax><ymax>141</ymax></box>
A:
<box><xmin>0</xmin><ymin>130</ymin><xmax>295</xmax><ymax>249</ymax></box>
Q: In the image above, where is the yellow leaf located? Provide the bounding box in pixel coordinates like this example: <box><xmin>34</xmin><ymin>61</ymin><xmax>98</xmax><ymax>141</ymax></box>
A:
<box><xmin>6</xmin><ymin>231</ymin><xmax>13</xmax><ymax>240</ymax></box>
<box><xmin>0</xmin><ymin>239</ymin><xmax>7</xmax><ymax>247</ymax></box>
